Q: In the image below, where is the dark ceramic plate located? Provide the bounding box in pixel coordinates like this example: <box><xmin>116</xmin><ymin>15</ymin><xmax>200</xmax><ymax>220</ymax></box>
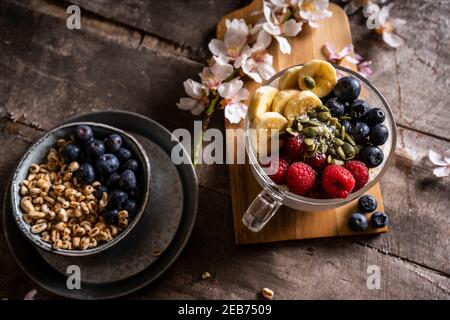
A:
<box><xmin>2</xmin><ymin>111</ymin><xmax>198</xmax><ymax>299</ymax></box>
<box><xmin>10</xmin><ymin>122</ymin><xmax>151</xmax><ymax>257</ymax></box>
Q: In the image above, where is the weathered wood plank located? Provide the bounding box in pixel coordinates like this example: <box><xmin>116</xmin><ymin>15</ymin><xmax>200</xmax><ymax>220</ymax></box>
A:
<box><xmin>123</xmin><ymin>188</ymin><xmax>450</xmax><ymax>299</ymax></box>
<box><xmin>0</xmin><ymin>0</ymin><xmax>449</xmax><ymax>299</ymax></box>
<box><xmin>65</xmin><ymin>0</ymin><xmax>252</xmax><ymax>59</ymax></box>
<box><xmin>362</xmin><ymin>127</ymin><xmax>450</xmax><ymax>274</ymax></box>
<box><xmin>349</xmin><ymin>0</ymin><xmax>450</xmax><ymax>141</ymax></box>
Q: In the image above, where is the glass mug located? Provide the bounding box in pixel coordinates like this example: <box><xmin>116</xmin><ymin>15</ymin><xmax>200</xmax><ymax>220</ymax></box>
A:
<box><xmin>242</xmin><ymin>64</ymin><xmax>397</xmax><ymax>232</ymax></box>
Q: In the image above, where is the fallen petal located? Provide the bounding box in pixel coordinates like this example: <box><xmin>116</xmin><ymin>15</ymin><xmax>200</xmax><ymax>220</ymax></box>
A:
<box><xmin>24</xmin><ymin>289</ymin><xmax>37</xmax><ymax>300</ymax></box>
<box><xmin>433</xmin><ymin>166</ymin><xmax>450</xmax><ymax>178</ymax></box>
<box><xmin>428</xmin><ymin>150</ymin><xmax>448</xmax><ymax>166</ymax></box>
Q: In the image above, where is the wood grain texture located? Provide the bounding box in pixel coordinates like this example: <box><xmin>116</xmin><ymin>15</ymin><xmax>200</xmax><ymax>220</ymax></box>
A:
<box><xmin>0</xmin><ymin>0</ymin><xmax>449</xmax><ymax>300</ymax></box>
<box><xmin>66</xmin><ymin>0</ymin><xmax>252</xmax><ymax>60</ymax></box>
<box><xmin>218</xmin><ymin>1</ymin><xmax>386</xmax><ymax>244</ymax></box>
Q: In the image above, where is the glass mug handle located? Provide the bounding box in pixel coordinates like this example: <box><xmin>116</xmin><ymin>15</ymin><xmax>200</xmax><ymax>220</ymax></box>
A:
<box><xmin>242</xmin><ymin>186</ymin><xmax>283</xmax><ymax>232</ymax></box>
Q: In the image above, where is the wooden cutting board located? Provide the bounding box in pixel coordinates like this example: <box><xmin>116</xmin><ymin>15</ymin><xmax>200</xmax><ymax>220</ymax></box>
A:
<box><xmin>217</xmin><ymin>1</ymin><xmax>388</xmax><ymax>244</ymax></box>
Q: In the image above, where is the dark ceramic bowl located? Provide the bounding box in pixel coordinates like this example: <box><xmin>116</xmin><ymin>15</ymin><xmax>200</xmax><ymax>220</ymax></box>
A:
<box><xmin>10</xmin><ymin>122</ymin><xmax>151</xmax><ymax>257</ymax></box>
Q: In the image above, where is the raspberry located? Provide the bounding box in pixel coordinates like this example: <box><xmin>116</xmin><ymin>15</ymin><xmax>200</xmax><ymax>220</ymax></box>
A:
<box><xmin>266</xmin><ymin>158</ymin><xmax>289</xmax><ymax>185</ymax></box>
<box><xmin>321</xmin><ymin>165</ymin><xmax>355</xmax><ymax>198</ymax></box>
<box><xmin>283</xmin><ymin>135</ymin><xmax>306</xmax><ymax>162</ymax></box>
<box><xmin>305</xmin><ymin>152</ymin><xmax>326</xmax><ymax>170</ymax></box>
<box><xmin>287</xmin><ymin>162</ymin><xmax>316</xmax><ymax>195</ymax></box>
<box><xmin>344</xmin><ymin>160</ymin><xmax>369</xmax><ymax>191</ymax></box>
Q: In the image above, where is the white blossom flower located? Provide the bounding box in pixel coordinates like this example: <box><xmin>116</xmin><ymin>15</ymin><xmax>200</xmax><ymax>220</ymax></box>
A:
<box><xmin>365</xmin><ymin>3</ymin><xmax>405</xmax><ymax>47</ymax></box>
<box><xmin>199</xmin><ymin>59</ymin><xmax>234</xmax><ymax>90</ymax></box>
<box><xmin>261</xmin><ymin>1</ymin><xmax>303</xmax><ymax>54</ymax></box>
<box><xmin>322</xmin><ymin>43</ymin><xmax>359</xmax><ymax>65</ymax></box>
<box><xmin>235</xmin><ymin>30</ymin><xmax>275</xmax><ymax>83</ymax></box>
<box><xmin>208</xmin><ymin>19</ymin><xmax>249</xmax><ymax>66</ymax></box>
<box><xmin>177</xmin><ymin>79</ymin><xmax>209</xmax><ymax>116</ymax></box>
<box><xmin>299</xmin><ymin>0</ymin><xmax>332</xmax><ymax>28</ymax></box>
<box><xmin>218</xmin><ymin>79</ymin><xmax>249</xmax><ymax>123</ymax></box>
<box><xmin>428</xmin><ymin>149</ymin><xmax>450</xmax><ymax>178</ymax></box>
<box><xmin>342</xmin><ymin>0</ymin><xmax>387</xmax><ymax>16</ymax></box>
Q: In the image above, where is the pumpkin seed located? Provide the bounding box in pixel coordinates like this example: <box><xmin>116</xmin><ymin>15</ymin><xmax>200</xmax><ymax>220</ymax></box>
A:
<box><xmin>332</xmin><ymin>158</ymin><xmax>345</xmax><ymax>165</ymax></box>
<box><xmin>341</xmin><ymin>126</ymin><xmax>346</xmax><ymax>140</ymax></box>
<box><xmin>329</xmin><ymin>117</ymin><xmax>338</xmax><ymax>125</ymax></box>
<box><xmin>328</xmin><ymin>148</ymin><xmax>337</xmax><ymax>156</ymax></box>
<box><xmin>307</xmin><ymin>120</ymin><xmax>322</xmax><ymax>126</ymax></box>
<box><xmin>341</xmin><ymin>142</ymin><xmax>355</xmax><ymax>157</ymax></box>
<box><xmin>334</xmin><ymin>137</ymin><xmax>344</xmax><ymax>146</ymax></box>
<box><xmin>340</xmin><ymin>115</ymin><xmax>352</xmax><ymax>120</ymax></box>
<box><xmin>297</xmin><ymin>122</ymin><xmax>303</xmax><ymax>131</ymax></box>
<box><xmin>345</xmin><ymin>134</ymin><xmax>356</xmax><ymax>146</ymax></box>
<box><xmin>304</xmin><ymin>138</ymin><xmax>315</xmax><ymax>146</ymax></box>
<box><xmin>334</xmin><ymin>121</ymin><xmax>342</xmax><ymax>129</ymax></box>
<box><xmin>302</xmin><ymin>127</ymin><xmax>320</xmax><ymax>137</ymax></box>
<box><xmin>320</xmin><ymin>140</ymin><xmax>328</xmax><ymax>153</ymax></box>
<box><xmin>327</xmin><ymin>155</ymin><xmax>332</xmax><ymax>164</ymax></box>
<box><xmin>333</xmin><ymin>128</ymin><xmax>340</xmax><ymax>136</ymax></box>
<box><xmin>316</xmin><ymin>105</ymin><xmax>330</xmax><ymax>113</ymax></box>
<box><xmin>286</xmin><ymin>127</ymin><xmax>298</xmax><ymax>136</ymax></box>
<box><xmin>337</xmin><ymin>146</ymin><xmax>346</xmax><ymax>160</ymax></box>
<box><xmin>318</xmin><ymin>112</ymin><xmax>331</xmax><ymax>122</ymax></box>
<box><xmin>297</xmin><ymin>114</ymin><xmax>309</xmax><ymax>123</ymax></box>
<box><xmin>304</xmin><ymin>75</ymin><xmax>316</xmax><ymax>89</ymax></box>
<box><xmin>307</xmin><ymin>143</ymin><xmax>316</xmax><ymax>152</ymax></box>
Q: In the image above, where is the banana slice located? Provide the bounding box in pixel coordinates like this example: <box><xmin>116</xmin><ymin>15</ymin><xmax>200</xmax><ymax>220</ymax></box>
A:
<box><xmin>283</xmin><ymin>91</ymin><xmax>322</xmax><ymax>120</ymax></box>
<box><xmin>297</xmin><ymin>60</ymin><xmax>337</xmax><ymax>98</ymax></box>
<box><xmin>248</xmin><ymin>86</ymin><xmax>279</xmax><ymax>122</ymax></box>
<box><xmin>271</xmin><ymin>89</ymin><xmax>299</xmax><ymax>114</ymax></box>
<box><xmin>278</xmin><ymin>66</ymin><xmax>302</xmax><ymax>90</ymax></box>
<box><xmin>251</xmin><ymin>112</ymin><xmax>287</xmax><ymax>154</ymax></box>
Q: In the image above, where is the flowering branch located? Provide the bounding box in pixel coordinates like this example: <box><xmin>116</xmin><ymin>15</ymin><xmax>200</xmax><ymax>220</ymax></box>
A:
<box><xmin>177</xmin><ymin>1</ymin><xmax>333</xmax><ymax>165</ymax></box>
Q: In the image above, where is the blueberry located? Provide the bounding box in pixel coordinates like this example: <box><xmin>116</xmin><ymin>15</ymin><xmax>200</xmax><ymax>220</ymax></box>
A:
<box><xmin>109</xmin><ymin>189</ymin><xmax>128</xmax><ymax>208</ymax></box>
<box><xmin>74</xmin><ymin>125</ymin><xmax>94</xmax><ymax>143</ymax></box>
<box><xmin>369</xmin><ymin>124</ymin><xmax>389</xmax><ymax>146</ymax></box>
<box><xmin>86</xmin><ymin>139</ymin><xmax>106</xmax><ymax>158</ymax></box>
<box><xmin>115</xmin><ymin>148</ymin><xmax>132</xmax><ymax>163</ymax></box>
<box><xmin>96</xmin><ymin>153</ymin><xmax>120</xmax><ymax>174</ymax></box>
<box><xmin>93</xmin><ymin>186</ymin><xmax>108</xmax><ymax>200</ymax></box>
<box><xmin>76</xmin><ymin>163</ymin><xmax>95</xmax><ymax>184</ymax></box>
<box><xmin>122</xmin><ymin>199</ymin><xmax>138</xmax><ymax>218</ymax></box>
<box><xmin>105</xmin><ymin>134</ymin><xmax>123</xmax><ymax>152</ymax></box>
<box><xmin>119</xmin><ymin>169</ymin><xmax>137</xmax><ymax>190</ymax></box>
<box><xmin>105</xmin><ymin>172</ymin><xmax>121</xmax><ymax>187</ymax></box>
<box><xmin>128</xmin><ymin>188</ymin><xmax>140</xmax><ymax>199</ymax></box>
<box><xmin>352</xmin><ymin>122</ymin><xmax>370</xmax><ymax>142</ymax></box>
<box><xmin>349</xmin><ymin>99</ymin><xmax>370</xmax><ymax>120</ymax></box>
<box><xmin>122</xmin><ymin>159</ymin><xmax>139</xmax><ymax>172</ymax></box>
<box><xmin>370</xmin><ymin>211</ymin><xmax>389</xmax><ymax>228</ymax></box>
<box><xmin>343</xmin><ymin>102</ymin><xmax>351</xmax><ymax>115</ymax></box>
<box><xmin>341</xmin><ymin>120</ymin><xmax>352</xmax><ymax>133</ymax></box>
<box><xmin>333</xmin><ymin>76</ymin><xmax>361</xmax><ymax>103</ymax></box>
<box><xmin>348</xmin><ymin>213</ymin><xmax>368</xmax><ymax>231</ymax></box>
<box><xmin>324</xmin><ymin>98</ymin><xmax>345</xmax><ymax>117</ymax></box>
<box><xmin>366</xmin><ymin>107</ymin><xmax>385</xmax><ymax>125</ymax></box>
<box><xmin>62</xmin><ymin>144</ymin><xmax>80</xmax><ymax>163</ymax></box>
<box><xmin>359</xmin><ymin>146</ymin><xmax>384</xmax><ymax>168</ymax></box>
<box><xmin>103</xmin><ymin>209</ymin><xmax>119</xmax><ymax>225</ymax></box>
<box><xmin>358</xmin><ymin>195</ymin><xmax>378</xmax><ymax>213</ymax></box>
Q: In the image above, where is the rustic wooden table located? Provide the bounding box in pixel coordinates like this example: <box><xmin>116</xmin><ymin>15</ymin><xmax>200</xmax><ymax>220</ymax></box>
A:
<box><xmin>0</xmin><ymin>0</ymin><xmax>449</xmax><ymax>299</ymax></box>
